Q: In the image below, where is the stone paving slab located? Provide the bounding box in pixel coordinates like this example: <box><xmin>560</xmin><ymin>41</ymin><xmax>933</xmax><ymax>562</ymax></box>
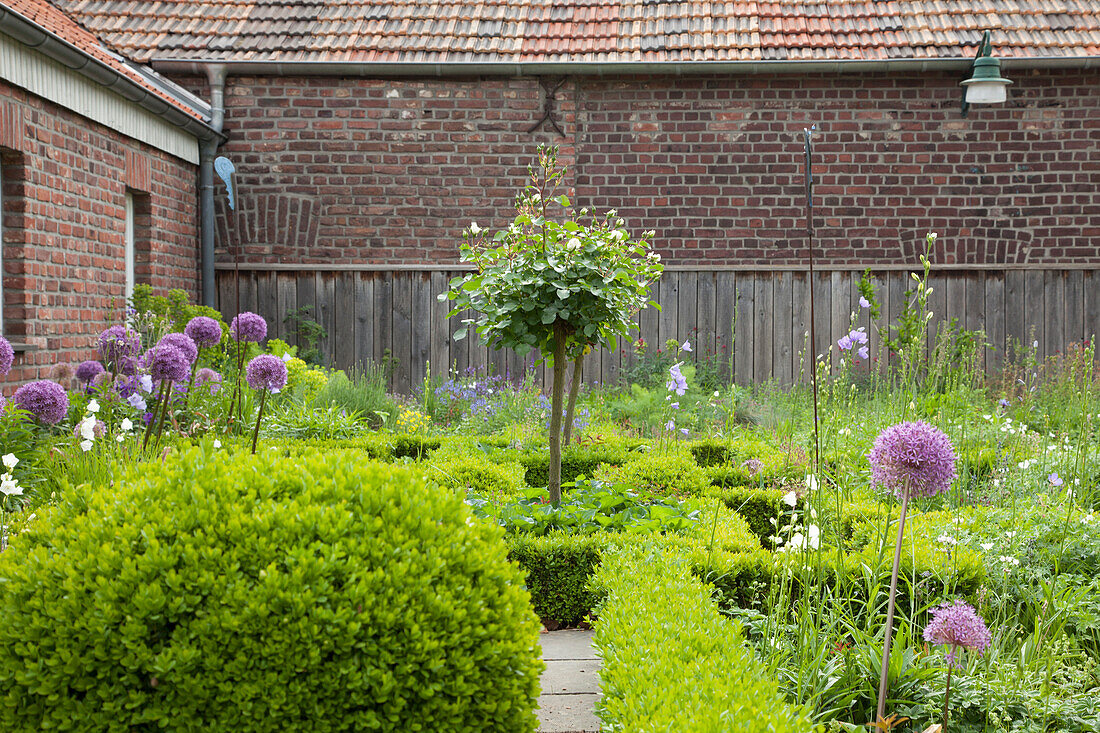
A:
<box><xmin>541</xmin><ymin>629</ymin><xmax>597</xmax><ymax>661</ymax></box>
<box><xmin>536</xmin><ymin>693</ymin><xmax>601</xmax><ymax>733</ymax></box>
<box><xmin>541</xmin><ymin>660</ymin><xmax>601</xmax><ymax>694</ymax></box>
<box><xmin>538</xmin><ymin>629</ymin><xmax>601</xmax><ymax>733</ymax></box>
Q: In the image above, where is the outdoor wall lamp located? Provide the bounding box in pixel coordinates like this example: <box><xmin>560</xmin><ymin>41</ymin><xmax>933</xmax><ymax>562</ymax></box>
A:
<box><xmin>961</xmin><ymin>30</ymin><xmax>1012</xmax><ymax>116</ymax></box>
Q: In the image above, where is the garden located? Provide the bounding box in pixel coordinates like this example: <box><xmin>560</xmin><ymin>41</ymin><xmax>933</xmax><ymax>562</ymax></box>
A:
<box><xmin>0</xmin><ymin>147</ymin><xmax>1097</xmax><ymax>732</ymax></box>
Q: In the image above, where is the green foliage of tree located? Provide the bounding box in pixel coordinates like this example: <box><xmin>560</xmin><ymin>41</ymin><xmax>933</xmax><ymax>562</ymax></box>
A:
<box><xmin>442</xmin><ymin>146</ymin><xmax>662</xmax><ymax>502</ymax></box>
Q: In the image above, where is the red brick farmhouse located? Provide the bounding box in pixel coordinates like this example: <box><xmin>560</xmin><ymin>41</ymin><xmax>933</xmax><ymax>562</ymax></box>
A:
<box><xmin>4</xmin><ymin>0</ymin><xmax>1099</xmax><ymax>388</ymax></box>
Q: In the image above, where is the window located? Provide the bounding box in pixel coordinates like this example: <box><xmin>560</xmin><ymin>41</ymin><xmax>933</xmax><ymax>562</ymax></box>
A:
<box><xmin>0</xmin><ymin>148</ymin><xmax>22</xmax><ymax>338</ymax></box>
<box><xmin>125</xmin><ymin>189</ymin><xmax>151</xmax><ymax>302</ymax></box>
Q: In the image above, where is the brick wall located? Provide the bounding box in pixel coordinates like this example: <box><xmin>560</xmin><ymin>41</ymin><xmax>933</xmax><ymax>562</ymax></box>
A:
<box><xmin>205</xmin><ymin>68</ymin><xmax>1099</xmax><ymax>268</ymax></box>
<box><xmin>0</xmin><ymin>81</ymin><xmax>199</xmax><ymax>385</ymax></box>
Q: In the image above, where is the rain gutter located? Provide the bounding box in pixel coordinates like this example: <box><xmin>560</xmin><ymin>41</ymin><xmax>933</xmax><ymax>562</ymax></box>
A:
<box><xmin>153</xmin><ymin>56</ymin><xmax>1100</xmax><ymax>78</ymax></box>
<box><xmin>0</xmin><ymin>5</ymin><xmax>221</xmax><ymax>142</ymax></box>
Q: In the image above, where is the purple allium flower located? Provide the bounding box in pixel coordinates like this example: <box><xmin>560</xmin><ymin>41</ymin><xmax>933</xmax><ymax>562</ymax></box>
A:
<box><xmin>97</xmin><ymin>325</ymin><xmax>141</xmax><ymax>365</ymax></box>
<box><xmin>195</xmin><ymin>367</ymin><xmax>223</xmax><ymax>394</ymax></box>
<box><xmin>246</xmin><ymin>354</ymin><xmax>288</xmax><ymax>392</ymax></box>
<box><xmin>12</xmin><ymin>380</ymin><xmax>69</xmax><ymax>425</ymax></box>
<box><xmin>75</xmin><ymin>360</ymin><xmax>106</xmax><ymax>384</ymax></box>
<box><xmin>923</xmin><ymin>600</ymin><xmax>992</xmax><ymax>665</ymax></box>
<box><xmin>0</xmin><ymin>336</ymin><xmax>13</xmax><ymax>376</ymax></box>
<box><xmin>868</xmin><ymin>421</ymin><xmax>957</xmax><ymax>499</ymax></box>
<box><xmin>143</xmin><ymin>343</ymin><xmax>190</xmax><ymax>383</ymax></box>
<box><xmin>158</xmin><ymin>332</ymin><xmax>198</xmax><ymax>365</ymax></box>
<box><xmin>229</xmin><ymin>312</ymin><xmax>268</xmax><ymax>343</ymax></box>
<box><xmin>742</xmin><ymin>458</ymin><xmax>764</xmax><ymax>476</ymax></box>
<box><xmin>91</xmin><ymin>371</ymin><xmax>113</xmax><ymax>390</ymax></box>
<box><xmin>185</xmin><ymin>316</ymin><xmax>223</xmax><ymax>349</ymax></box>
<box><xmin>666</xmin><ymin>362</ymin><xmax>688</xmax><ymax>396</ymax></box>
<box><xmin>117</xmin><ymin>355</ymin><xmax>137</xmax><ymax>376</ymax></box>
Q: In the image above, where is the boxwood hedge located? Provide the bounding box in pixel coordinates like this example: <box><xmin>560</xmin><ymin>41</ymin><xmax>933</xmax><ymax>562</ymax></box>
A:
<box><xmin>0</xmin><ymin>443</ymin><xmax>542</xmax><ymax>732</ymax></box>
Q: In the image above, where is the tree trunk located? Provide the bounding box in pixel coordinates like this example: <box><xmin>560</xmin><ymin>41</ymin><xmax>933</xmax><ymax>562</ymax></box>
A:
<box><xmin>563</xmin><ymin>354</ymin><xmax>583</xmax><ymax>448</ymax></box>
<box><xmin>547</xmin><ymin>324</ymin><xmax>568</xmax><ymax>505</ymax></box>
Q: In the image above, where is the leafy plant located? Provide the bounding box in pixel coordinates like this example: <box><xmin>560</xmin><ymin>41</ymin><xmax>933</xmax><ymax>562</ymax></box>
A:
<box><xmin>308</xmin><ymin>364</ymin><xmax>394</xmax><ymax>428</ymax></box>
<box><xmin>467</xmin><ymin>477</ymin><xmax>700</xmax><ymax>536</ymax></box>
<box><xmin>443</xmin><ymin>145</ymin><xmax>662</xmax><ymax>502</ymax></box>
<box><xmin>130</xmin><ymin>284</ymin><xmax>225</xmax><ymax>335</ymax></box>
<box><xmin>282</xmin><ymin>305</ymin><xmax>327</xmax><ymax>366</ymax></box>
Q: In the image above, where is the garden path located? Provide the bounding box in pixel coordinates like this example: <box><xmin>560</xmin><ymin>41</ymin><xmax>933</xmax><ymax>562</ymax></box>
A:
<box><xmin>536</xmin><ymin>629</ymin><xmax>601</xmax><ymax>733</ymax></box>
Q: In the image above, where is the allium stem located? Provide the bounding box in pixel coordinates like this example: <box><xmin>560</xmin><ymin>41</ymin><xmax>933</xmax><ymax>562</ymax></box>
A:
<box><xmin>153</xmin><ymin>381</ymin><xmax>175</xmax><ymax>451</ymax></box>
<box><xmin>876</xmin><ymin>489</ymin><xmax>910</xmax><ymax>725</ymax></box>
<box><xmin>251</xmin><ymin>388</ymin><xmax>267</xmax><ymax>455</ymax></box>
<box><xmin>184</xmin><ymin>357</ymin><xmax>199</xmax><ymax>410</ymax></box>
<box><xmin>943</xmin><ymin>650</ymin><xmax>954</xmax><ymax>733</ymax></box>
<box><xmin>142</xmin><ymin>382</ymin><xmax>168</xmax><ymax>451</ymax></box>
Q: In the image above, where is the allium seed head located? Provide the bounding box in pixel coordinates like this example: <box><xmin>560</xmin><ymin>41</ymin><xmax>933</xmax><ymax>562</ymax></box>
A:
<box><xmin>13</xmin><ymin>380</ymin><xmax>70</xmax><ymax>425</ymax></box>
<box><xmin>868</xmin><ymin>420</ymin><xmax>957</xmax><ymax>499</ymax></box>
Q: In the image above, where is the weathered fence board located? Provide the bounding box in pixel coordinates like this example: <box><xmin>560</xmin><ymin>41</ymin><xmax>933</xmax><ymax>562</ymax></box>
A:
<box><xmin>216</xmin><ymin>268</ymin><xmax>1100</xmax><ymax>391</ymax></box>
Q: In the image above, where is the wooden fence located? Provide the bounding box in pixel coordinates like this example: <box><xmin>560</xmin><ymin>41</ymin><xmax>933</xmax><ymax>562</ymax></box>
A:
<box><xmin>216</xmin><ymin>266</ymin><xmax>1100</xmax><ymax>394</ymax></box>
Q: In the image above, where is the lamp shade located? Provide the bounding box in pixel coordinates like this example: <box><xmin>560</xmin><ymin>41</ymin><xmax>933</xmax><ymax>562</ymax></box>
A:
<box><xmin>961</xmin><ymin>56</ymin><xmax>1012</xmax><ymax>105</ymax></box>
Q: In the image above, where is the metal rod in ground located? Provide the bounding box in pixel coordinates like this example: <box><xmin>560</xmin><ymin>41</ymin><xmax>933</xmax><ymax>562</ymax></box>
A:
<box><xmin>803</xmin><ymin>125</ymin><xmax>822</xmax><ymax>474</ymax></box>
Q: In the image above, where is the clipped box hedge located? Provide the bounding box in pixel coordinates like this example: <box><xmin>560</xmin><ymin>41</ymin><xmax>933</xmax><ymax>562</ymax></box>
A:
<box><xmin>507</xmin><ymin>498</ymin><xmax>985</xmax><ymax>628</ymax></box>
<box><xmin>591</xmin><ymin>544</ymin><xmax>814</xmax><ymax>732</ymax></box>
<box><xmin>0</xmin><ymin>443</ymin><xmax>541</xmax><ymax>732</ymax></box>
<box><xmin>507</xmin><ymin>506</ymin><xmax>764</xmax><ymax>627</ymax></box>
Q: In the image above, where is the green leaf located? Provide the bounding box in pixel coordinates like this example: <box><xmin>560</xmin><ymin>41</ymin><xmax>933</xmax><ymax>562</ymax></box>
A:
<box><xmin>556</xmin><ymin>288</ymin><xmax>570</xmax><ymax>300</ymax></box>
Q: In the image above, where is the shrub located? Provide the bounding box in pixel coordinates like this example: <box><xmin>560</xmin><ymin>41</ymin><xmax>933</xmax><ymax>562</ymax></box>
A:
<box><xmin>519</xmin><ymin>443</ymin><xmax>630</xmax><ymax>487</ymax></box>
<box><xmin>707</xmin><ymin>485</ymin><xmax>801</xmax><ymax>544</ymax></box>
<box><xmin>508</xmin><ymin>532</ymin><xmax>606</xmax><ymax>628</ymax></box>
<box><xmin>689</xmin><ymin>439</ymin><xmax>731</xmax><ymax>467</ymax></box>
<box><xmin>428</xmin><ymin>446</ymin><xmax>525</xmax><ymax>495</ymax></box>
<box><xmin>591</xmin><ymin>545</ymin><xmax>813</xmax><ymax>732</ymax></box>
<box><xmin>505</xmin><ymin>503</ymin><xmax>759</xmax><ymax>627</ymax></box>
<box><xmin>0</xmin><ymin>444</ymin><xmax>542</xmax><ymax>732</ymax></box>
<box><xmin>596</xmin><ymin>451</ymin><xmax>710</xmax><ymax>499</ymax></box>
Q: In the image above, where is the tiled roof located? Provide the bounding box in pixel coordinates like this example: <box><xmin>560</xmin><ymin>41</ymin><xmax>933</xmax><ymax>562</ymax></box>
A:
<box><xmin>52</xmin><ymin>0</ymin><xmax>1100</xmax><ymax>64</ymax></box>
<box><xmin>2</xmin><ymin>0</ymin><xmax>209</xmax><ymax>120</ymax></box>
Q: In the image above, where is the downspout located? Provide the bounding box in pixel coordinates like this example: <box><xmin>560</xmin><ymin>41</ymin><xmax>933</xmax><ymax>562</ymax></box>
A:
<box><xmin>200</xmin><ymin>64</ymin><xmax>227</xmax><ymax>308</ymax></box>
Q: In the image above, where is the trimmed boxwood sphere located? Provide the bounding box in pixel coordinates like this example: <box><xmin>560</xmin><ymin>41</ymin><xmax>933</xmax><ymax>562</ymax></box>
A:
<box><xmin>0</xmin><ymin>444</ymin><xmax>543</xmax><ymax>732</ymax></box>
